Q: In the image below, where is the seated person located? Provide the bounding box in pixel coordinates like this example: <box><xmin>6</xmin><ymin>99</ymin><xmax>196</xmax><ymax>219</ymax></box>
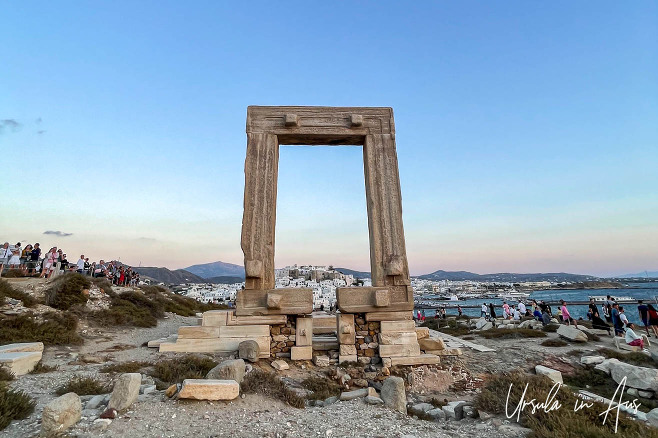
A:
<box><xmin>625</xmin><ymin>323</ymin><xmax>647</xmax><ymax>351</ymax></box>
<box><xmin>591</xmin><ymin>314</ymin><xmax>611</xmax><ymax>335</ymax></box>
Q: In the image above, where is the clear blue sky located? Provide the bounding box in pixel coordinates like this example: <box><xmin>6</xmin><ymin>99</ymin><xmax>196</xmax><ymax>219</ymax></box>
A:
<box><xmin>2</xmin><ymin>1</ymin><xmax>657</xmax><ymax>277</ymax></box>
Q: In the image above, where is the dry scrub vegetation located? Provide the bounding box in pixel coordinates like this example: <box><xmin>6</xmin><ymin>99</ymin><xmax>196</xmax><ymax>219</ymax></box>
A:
<box><xmin>476</xmin><ymin>371</ymin><xmax>658</xmax><ymax>438</ymax></box>
<box><xmin>0</xmin><ymin>384</ymin><xmax>35</xmax><ymax>431</ymax></box>
<box><xmin>152</xmin><ymin>355</ymin><xmax>217</xmax><ymax>387</ymax></box>
<box><xmin>56</xmin><ymin>376</ymin><xmax>111</xmax><ymax>396</ymax></box>
<box><xmin>241</xmin><ymin>369</ymin><xmax>305</xmax><ymax>408</ymax></box>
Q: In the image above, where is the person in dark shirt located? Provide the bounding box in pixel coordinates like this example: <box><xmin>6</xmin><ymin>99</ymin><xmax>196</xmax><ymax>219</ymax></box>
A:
<box><xmin>28</xmin><ymin>243</ymin><xmax>41</xmax><ymax>274</ymax></box>
<box><xmin>638</xmin><ymin>300</ymin><xmax>651</xmax><ymax>337</ymax></box>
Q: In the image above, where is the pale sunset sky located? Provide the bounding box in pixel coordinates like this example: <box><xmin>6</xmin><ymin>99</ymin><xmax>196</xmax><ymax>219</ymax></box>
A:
<box><xmin>1</xmin><ymin>1</ymin><xmax>657</xmax><ymax>277</ymax></box>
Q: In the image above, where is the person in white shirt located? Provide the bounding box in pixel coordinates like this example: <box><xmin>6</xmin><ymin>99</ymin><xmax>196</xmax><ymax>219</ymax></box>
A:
<box><xmin>481</xmin><ymin>303</ymin><xmax>487</xmax><ymax>318</ymax></box>
<box><xmin>76</xmin><ymin>255</ymin><xmax>86</xmax><ymax>274</ymax></box>
<box><xmin>518</xmin><ymin>302</ymin><xmax>527</xmax><ymax>316</ymax></box>
<box><xmin>513</xmin><ymin>307</ymin><xmax>521</xmax><ymax>320</ymax></box>
<box><xmin>625</xmin><ymin>323</ymin><xmax>646</xmax><ymax>351</ymax></box>
<box><xmin>0</xmin><ymin>242</ymin><xmax>12</xmax><ymax>276</ymax></box>
<box><xmin>619</xmin><ymin>307</ymin><xmax>629</xmax><ymax>327</ymax></box>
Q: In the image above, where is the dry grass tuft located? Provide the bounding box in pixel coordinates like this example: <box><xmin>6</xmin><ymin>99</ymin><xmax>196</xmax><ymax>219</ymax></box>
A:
<box><xmin>152</xmin><ymin>355</ymin><xmax>217</xmax><ymax>385</ymax></box>
<box><xmin>421</xmin><ymin>319</ymin><xmax>470</xmax><ymax>336</ymax></box>
<box><xmin>0</xmin><ymin>383</ymin><xmax>36</xmax><ymax>431</ymax></box>
<box><xmin>29</xmin><ymin>361</ymin><xmax>58</xmax><ymax>374</ymax></box>
<box><xmin>302</xmin><ymin>376</ymin><xmax>341</xmax><ymax>400</ymax></box>
<box><xmin>476</xmin><ymin>370</ymin><xmax>658</xmax><ymax>438</ymax></box>
<box><xmin>100</xmin><ymin>361</ymin><xmax>152</xmax><ymax>374</ymax></box>
<box><xmin>540</xmin><ymin>339</ymin><xmax>568</xmax><ymax>347</ymax></box>
<box><xmin>0</xmin><ymin>312</ymin><xmax>82</xmax><ymax>345</ymax></box>
<box><xmin>597</xmin><ymin>347</ymin><xmax>656</xmax><ymax>368</ymax></box>
<box><xmin>55</xmin><ymin>376</ymin><xmax>111</xmax><ymax>396</ymax></box>
<box><xmin>0</xmin><ymin>368</ymin><xmax>13</xmax><ymax>382</ymax></box>
<box><xmin>241</xmin><ymin>369</ymin><xmax>305</xmax><ymax>408</ymax></box>
<box><xmin>542</xmin><ymin>324</ymin><xmax>560</xmax><ymax>333</ymax></box>
<box><xmin>44</xmin><ymin>273</ymin><xmax>90</xmax><ymax>310</ymax></box>
<box><xmin>479</xmin><ymin>328</ymin><xmax>547</xmax><ymax>339</ymax></box>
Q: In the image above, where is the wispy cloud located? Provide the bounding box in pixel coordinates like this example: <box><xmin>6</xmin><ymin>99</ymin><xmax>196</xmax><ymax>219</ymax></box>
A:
<box><xmin>0</xmin><ymin>119</ymin><xmax>22</xmax><ymax>134</ymax></box>
<box><xmin>43</xmin><ymin>230</ymin><xmax>74</xmax><ymax>237</ymax></box>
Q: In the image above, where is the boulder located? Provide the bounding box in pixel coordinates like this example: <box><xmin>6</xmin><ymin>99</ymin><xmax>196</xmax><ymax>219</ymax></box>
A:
<box><xmin>647</xmin><ymin>408</ymin><xmax>658</xmax><ymax>427</ymax></box>
<box><xmin>271</xmin><ymin>359</ymin><xmax>289</xmax><ymax>371</ymax></box>
<box><xmin>478</xmin><ymin>322</ymin><xmax>493</xmax><ymax>331</ymax></box>
<box><xmin>556</xmin><ymin>325</ymin><xmax>587</xmax><ymax>342</ymax></box>
<box><xmin>41</xmin><ymin>392</ymin><xmax>82</xmax><ymax>436</ymax></box>
<box><xmin>535</xmin><ymin>365</ymin><xmax>563</xmax><ymax>384</ymax></box>
<box><xmin>178</xmin><ymin>379</ymin><xmax>239</xmax><ymax>400</ymax></box>
<box><xmin>238</xmin><ymin>340</ymin><xmax>260</xmax><ymax>363</ymax></box>
<box><xmin>463</xmin><ymin>405</ymin><xmax>478</xmax><ymax>418</ymax></box>
<box><xmin>206</xmin><ymin>359</ymin><xmax>246</xmax><ymax>384</ymax></box>
<box><xmin>595</xmin><ymin>359</ymin><xmax>614</xmax><ymax>375</ymax></box>
<box><xmin>580</xmin><ymin>356</ymin><xmax>605</xmax><ymax>365</ymax></box>
<box><xmin>409</xmin><ymin>402</ymin><xmax>435</xmax><ymax>414</ymax></box>
<box><xmin>608</xmin><ymin>359</ymin><xmax>658</xmax><ymax>392</ymax></box>
<box><xmin>427</xmin><ymin>407</ymin><xmax>446</xmax><ymax>420</ymax></box>
<box><xmin>140</xmin><ymin>384</ymin><xmax>156</xmax><ymax>395</ymax></box>
<box><xmin>475</xmin><ymin>318</ymin><xmax>488</xmax><ymax>330</ymax></box>
<box><xmin>323</xmin><ymin>395</ymin><xmax>339</xmax><ymax>405</ymax></box>
<box><xmin>92</xmin><ymin>418</ymin><xmax>112</xmax><ymax>431</ymax></box>
<box><xmin>340</xmin><ymin>388</ymin><xmax>369</xmax><ymax>401</ymax></box>
<box><xmin>108</xmin><ymin>373</ymin><xmax>141</xmax><ymax>411</ymax></box>
<box><xmin>86</xmin><ymin>394</ymin><xmax>106</xmax><ymax>410</ymax></box>
<box><xmin>0</xmin><ymin>351</ymin><xmax>42</xmax><ymax>376</ymax></box>
<box><xmin>442</xmin><ymin>401</ymin><xmax>469</xmax><ymax>420</ymax></box>
<box><xmin>381</xmin><ymin>376</ymin><xmax>406</xmax><ymax>414</ymax></box>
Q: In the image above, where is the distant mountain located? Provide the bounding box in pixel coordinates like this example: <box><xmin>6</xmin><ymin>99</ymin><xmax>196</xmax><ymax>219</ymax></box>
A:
<box><xmin>615</xmin><ymin>271</ymin><xmax>658</xmax><ymax>279</ymax></box>
<box><xmin>133</xmin><ymin>267</ymin><xmax>206</xmax><ymax>284</ymax></box>
<box><xmin>206</xmin><ymin>275</ymin><xmax>245</xmax><ymax>284</ymax></box>
<box><xmin>418</xmin><ymin>270</ymin><xmax>598</xmax><ymax>283</ymax></box>
<box><xmin>334</xmin><ymin>267</ymin><xmax>371</xmax><ymax>279</ymax></box>
<box><xmin>184</xmin><ymin>261</ymin><xmax>245</xmax><ymax>279</ymax></box>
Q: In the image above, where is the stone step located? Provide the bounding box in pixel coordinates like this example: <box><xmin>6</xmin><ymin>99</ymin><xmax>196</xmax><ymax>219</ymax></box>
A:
<box><xmin>379</xmin><ymin>343</ymin><xmax>421</xmax><ymax>358</ymax></box>
<box><xmin>0</xmin><ymin>351</ymin><xmax>42</xmax><ymax>376</ymax></box>
<box><xmin>159</xmin><ymin>336</ymin><xmax>270</xmax><ymax>357</ymax></box>
<box><xmin>380</xmin><ymin>320</ymin><xmax>416</xmax><ymax>333</ymax></box>
<box><xmin>178</xmin><ymin>379</ymin><xmax>239</xmax><ymax>400</ymax></box>
<box><xmin>0</xmin><ymin>342</ymin><xmax>44</xmax><ymax>353</ymax></box>
<box><xmin>177</xmin><ymin>326</ymin><xmax>220</xmax><ymax>339</ymax></box>
<box><xmin>365</xmin><ymin>311</ymin><xmax>413</xmax><ymax>322</ymax></box>
<box><xmin>312</xmin><ymin>336</ymin><xmax>338</xmax><ymax>351</ymax></box>
<box><xmin>219</xmin><ymin>325</ymin><xmax>270</xmax><ymax>338</ymax></box>
<box><xmin>389</xmin><ymin>354</ymin><xmax>440</xmax><ymax>366</ymax></box>
<box><xmin>290</xmin><ymin>346</ymin><xmax>312</xmax><ymax>360</ymax></box>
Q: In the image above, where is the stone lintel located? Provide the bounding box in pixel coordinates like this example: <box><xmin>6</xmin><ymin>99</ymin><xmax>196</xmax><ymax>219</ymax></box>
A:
<box><xmin>235</xmin><ymin>288</ymin><xmax>313</xmax><ymax>316</ymax></box>
<box><xmin>336</xmin><ymin>286</ymin><xmax>413</xmax><ymax>313</ymax></box>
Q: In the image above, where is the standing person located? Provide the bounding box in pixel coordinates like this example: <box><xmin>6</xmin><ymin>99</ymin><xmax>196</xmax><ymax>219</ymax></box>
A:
<box><xmin>8</xmin><ymin>242</ymin><xmax>21</xmax><ymax>270</ymax></box>
<box><xmin>638</xmin><ymin>300</ymin><xmax>651</xmax><ymax>337</ymax></box>
<box><xmin>619</xmin><ymin>307</ymin><xmax>629</xmax><ymax>327</ymax></box>
<box><xmin>518</xmin><ymin>301</ymin><xmax>527</xmax><ymax>317</ymax></box>
<box><xmin>489</xmin><ymin>302</ymin><xmax>497</xmax><ymax>321</ymax></box>
<box><xmin>604</xmin><ymin>296</ymin><xmax>614</xmax><ymax>323</ymax></box>
<box><xmin>20</xmin><ymin>244</ymin><xmax>32</xmax><ymax>273</ymax></box>
<box><xmin>560</xmin><ymin>300</ymin><xmax>578</xmax><ymax>327</ymax></box>
<box><xmin>39</xmin><ymin>247</ymin><xmax>56</xmax><ymax>278</ymax></box>
<box><xmin>0</xmin><ymin>242</ymin><xmax>12</xmax><ymax>276</ymax></box>
<box><xmin>76</xmin><ymin>255</ymin><xmax>85</xmax><ymax>274</ymax></box>
<box><xmin>611</xmin><ymin>303</ymin><xmax>624</xmax><ymax>337</ymax></box>
<box><xmin>28</xmin><ymin>243</ymin><xmax>41</xmax><ymax>275</ymax></box>
<box><xmin>647</xmin><ymin>304</ymin><xmax>658</xmax><ymax>338</ymax></box>
<box><xmin>457</xmin><ymin>305</ymin><xmax>463</xmax><ymax>317</ymax></box>
<box><xmin>480</xmin><ymin>303</ymin><xmax>487</xmax><ymax>318</ymax></box>
<box><xmin>502</xmin><ymin>301</ymin><xmax>511</xmax><ymax>319</ymax></box>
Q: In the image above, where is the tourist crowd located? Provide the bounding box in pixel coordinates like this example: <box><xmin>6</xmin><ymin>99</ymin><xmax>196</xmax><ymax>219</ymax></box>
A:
<box><xmin>0</xmin><ymin>241</ymin><xmax>140</xmax><ymax>287</ymax></box>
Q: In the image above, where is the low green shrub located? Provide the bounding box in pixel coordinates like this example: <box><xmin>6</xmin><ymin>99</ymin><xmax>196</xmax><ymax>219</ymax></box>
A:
<box><xmin>152</xmin><ymin>355</ymin><xmax>217</xmax><ymax>385</ymax></box>
<box><xmin>241</xmin><ymin>369</ymin><xmax>305</xmax><ymax>408</ymax></box>
<box><xmin>55</xmin><ymin>376</ymin><xmax>110</xmax><ymax>396</ymax></box>
<box><xmin>479</xmin><ymin>328</ymin><xmax>547</xmax><ymax>339</ymax></box>
<box><xmin>0</xmin><ymin>312</ymin><xmax>83</xmax><ymax>345</ymax></box>
<box><xmin>0</xmin><ymin>384</ymin><xmax>35</xmax><ymax>430</ymax></box>
<box><xmin>100</xmin><ymin>361</ymin><xmax>152</xmax><ymax>374</ymax></box>
<box><xmin>542</xmin><ymin>324</ymin><xmax>559</xmax><ymax>333</ymax></box>
<box><xmin>45</xmin><ymin>273</ymin><xmax>90</xmax><ymax>310</ymax></box>
<box><xmin>302</xmin><ymin>376</ymin><xmax>341</xmax><ymax>400</ymax></box>
<box><xmin>597</xmin><ymin>347</ymin><xmax>656</xmax><ymax>368</ymax></box>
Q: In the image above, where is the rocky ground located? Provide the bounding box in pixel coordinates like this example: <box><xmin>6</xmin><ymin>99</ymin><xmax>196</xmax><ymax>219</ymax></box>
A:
<box><xmin>2</xmin><ymin>277</ymin><xmax>657</xmax><ymax>437</ymax></box>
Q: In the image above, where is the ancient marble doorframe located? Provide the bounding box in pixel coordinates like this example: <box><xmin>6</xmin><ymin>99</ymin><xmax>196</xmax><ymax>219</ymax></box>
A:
<box><xmin>236</xmin><ymin>106</ymin><xmax>413</xmax><ymax>316</ymax></box>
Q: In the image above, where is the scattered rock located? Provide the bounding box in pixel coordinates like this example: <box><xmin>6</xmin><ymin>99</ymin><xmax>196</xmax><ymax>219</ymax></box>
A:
<box><xmin>647</xmin><ymin>408</ymin><xmax>658</xmax><ymax>427</ymax></box>
<box><xmin>627</xmin><ymin>388</ymin><xmax>639</xmax><ymax>397</ymax></box>
<box><xmin>381</xmin><ymin>376</ymin><xmax>406</xmax><ymax>414</ymax></box>
<box><xmin>108</xmin><ymin>373</ymin><xmax>141</xmax><ymax>411</ymax></box>
<box><xmin>580</xmin><ymin>355</ymin><xmax>605</xmax><ymax>365</ymax></box>
<box><xmin>426</xmin><ymin>408</ymin><xmax>446</xmax><ymax>421</ymax></box>
<box><xmin>238</xmin><ymin>340</ymin><xmax>260</xmax><ymax>363</ymax></box>
<box><xmin>638</xmin><ymin>390</ymin><xmax>654</xmax><ymax>399</ymax></box>
<box><xmin>92</xmin><ymin>418</ymin><xmax>112</xmax><ymax>431</ymax></box>
<box><xmin>462</xmin><ymin>405</ymin><xmax>478</xmax><ymax>418</ymax></box>
<box><xmin>608</xmin><ymin>359</ymin><xmax>658</xmax><ymax>391</ymax></box>
<box><xmin>271</xmin><ymin>359</ymin><xmax>289</xmax><ymax>371</ymax></box>
<box><xmin>365</xmin><ymin>395</ymin><xmax>384</xmax><ymax>405</ymax></box>
<box><xmin>313</xmin><ymin>355</ymin><xmax>330</xmax><ymax>367</ymax></box>
<box><xmin>165</xmin><ymin>384</ymin><xmax>179</xmax><ymax>398</ymax></box>
<box><xmin>442</xmin><ymin>401</ymin><xmax>469</xmax><ymax>420</ymax></box>
<box><xmin>323</xmin><ymin>396</ymin><xmax>338</xmax><ymax>405</ymax></box>
<box><xmin>140</xmin><ymin>384</ymin><xmax>157</xmax><ymax>395</ymax></box>
<box><xmin>498</xmin><ymin>424</ymin><xmax>533</xmax><ymax>436</ymax></box>
<box><xmin>409</xmin><ymin>402</ymin><xmax>434</xmax><ymax>414</ymax></box>
<box><xmin>41</xmin><ymin>392</ymin><xmax>82</xmax><ymax>436</ymax></box>
<box><xmin>86</xmin><ymin>394</ymin><xmax>106</xmax><ymax>410</ymax></box>
<box><xmin>535</xmin><ymin>365</ymin><xmax>563</xmax><ymax>384</ymax></box>
<box><xmin>206</xmin><ymin>359</ymin><xmax>246</xmax><ymax>384</ymax></box>
<box><xmin>556</xmin><ymin>325</ymin><xmax>587</xmax><ymax>342</ymax></box>
<box><xmin>340</xmin><ymin>388</ymin><xmax>370</xmax><ymax>401</ymax></box>
<box><xmin>178</xmin><ymin>379</ymin><xmax>240</xmax><ymax>400</ymax></box>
